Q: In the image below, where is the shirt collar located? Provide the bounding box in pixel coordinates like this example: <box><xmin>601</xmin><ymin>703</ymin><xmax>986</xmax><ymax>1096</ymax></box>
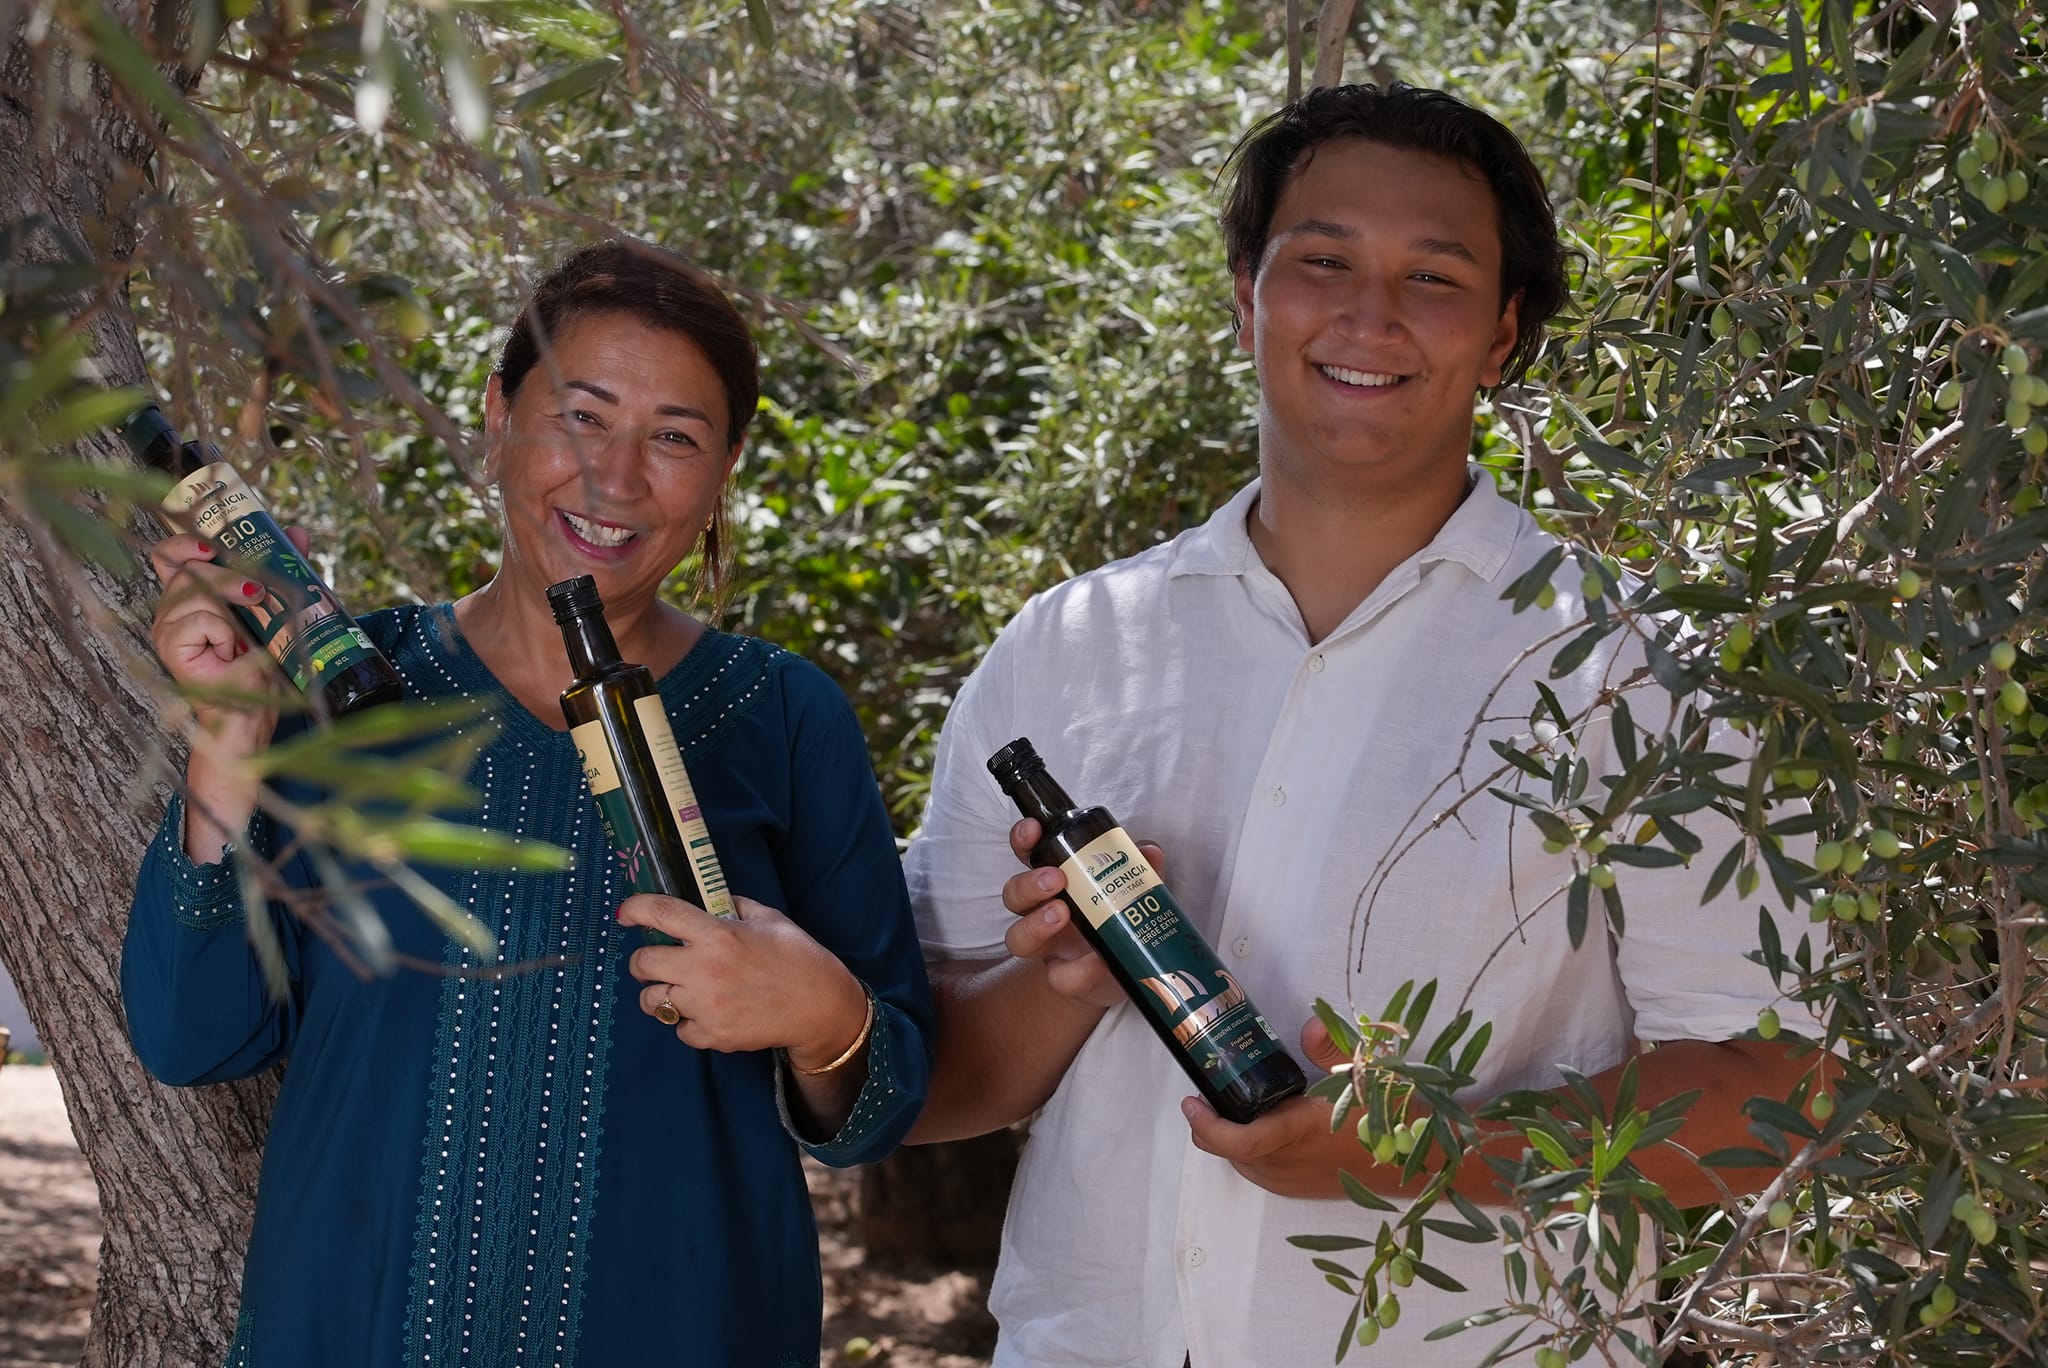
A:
<box><xmin>1167</xmin><ymin>467</ymin><xmax>1525</xmax><ymax>584</ymax></box>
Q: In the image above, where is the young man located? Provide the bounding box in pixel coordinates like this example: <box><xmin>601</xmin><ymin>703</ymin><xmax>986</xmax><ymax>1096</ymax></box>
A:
<box><xmin>905</xmin><ymin>84</ymin><xmax>1820</xmax><ymax>1366</ymax></box>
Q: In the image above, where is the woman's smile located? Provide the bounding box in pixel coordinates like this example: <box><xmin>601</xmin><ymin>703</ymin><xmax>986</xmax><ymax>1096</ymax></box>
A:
<box><xmin>556</xmin><ymin>507</ymin><xmax>640</xmax><ymax>556</ymax></box>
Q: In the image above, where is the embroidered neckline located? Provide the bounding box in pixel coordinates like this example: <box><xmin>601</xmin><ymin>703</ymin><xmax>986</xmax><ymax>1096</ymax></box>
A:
<box><xmin>388</xmin><ymin>604</ymin><xmax>783</xmax><ymax>759</ymax></box>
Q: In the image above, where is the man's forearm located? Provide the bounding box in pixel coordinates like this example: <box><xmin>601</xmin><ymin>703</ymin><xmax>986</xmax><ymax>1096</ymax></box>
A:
<box><xmin>905</xmin><ymin>957</ymin><xmax>1106</xmax><ymax>1144</ymax></box>
<box><xmin>1190</xmin><ymin>1028</ymin><xmax>1839</xmax><ymax>1207</ymax></box>
<box><xmin>1427</xmin><ymin>1037</ymin><xmax>1837</xmax><ymax>1208</ymax></box>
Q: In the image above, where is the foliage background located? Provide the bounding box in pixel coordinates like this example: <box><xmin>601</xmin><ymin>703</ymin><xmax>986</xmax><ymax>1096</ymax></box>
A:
<box><xmin>5</xmin><ymin>0</ymin><xmax>2048</xmax><ymax>1362</ymax></box>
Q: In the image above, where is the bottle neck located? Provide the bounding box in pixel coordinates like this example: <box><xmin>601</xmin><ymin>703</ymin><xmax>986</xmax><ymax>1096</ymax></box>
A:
<box><xmin>1000</xmin><ymin>765</ymin><xmax>1077</xmax><ymax>828</ymax></box>
<box><xmin>559</xmin><ymin>611</ymin><xmax>623</xmax><ymax>679</ymax></box>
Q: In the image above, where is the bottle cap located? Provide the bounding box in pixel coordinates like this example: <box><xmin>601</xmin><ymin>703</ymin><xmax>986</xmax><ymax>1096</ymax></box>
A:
<box><xmin>546</xmin><ymin>575</ymin><xmax>605</xmax><ymax>624</ymax></box>
<box><xmin>986</xmin><ymin>737</ymin><xmax>1045</xmax><ymax>784</ymax></box>
<box><xmin>122</xmin><ymin>404</ymin><xmax>179</xmax><ymax>467</ymax></box>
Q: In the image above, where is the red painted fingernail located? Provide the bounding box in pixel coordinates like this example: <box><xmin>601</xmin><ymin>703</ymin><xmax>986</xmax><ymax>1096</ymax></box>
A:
<box><xmin>242</xmin><ymin>580</ymin><xmax>262</xmax><ymax>598</ymax></box>
<box><xmin>195</xmin><ymin>540</ymin><xmax>212</xmax><ymax>554</ymax></box>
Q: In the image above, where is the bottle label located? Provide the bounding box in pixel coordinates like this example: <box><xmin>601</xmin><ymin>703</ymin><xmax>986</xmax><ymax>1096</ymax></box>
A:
<box><xmin>633</xmin><ymin>694</ymin><xmax>732</xmax><ymax>918</ymax></box>
<box><xmin>569</xmin><ymin>699</ymin><xmax>733</xmax><ymax>918</ymax></box>
<box><xmin>162</xmin><ymin>463</ymin><xmax>384</xmax><ymax>694</ymax></box>
<box><xmin>1060</xmin><ymin>826</ymin><xmax>1289</xmax><ymax>1094</ymax></box>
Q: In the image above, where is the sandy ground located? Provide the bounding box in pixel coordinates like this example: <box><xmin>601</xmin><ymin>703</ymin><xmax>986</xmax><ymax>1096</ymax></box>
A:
<box><xmin>0</xmin><ymin>1068</ymin><xmax>97</xmax><ymax>1368</ymax></box>
<box><xmin>0</xmin><ymin>1065</ymin><xmax>992</xmax><ymax>1367</ymax></box>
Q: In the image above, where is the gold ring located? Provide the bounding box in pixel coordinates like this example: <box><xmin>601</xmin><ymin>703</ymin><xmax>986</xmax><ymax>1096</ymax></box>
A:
<box><xmin>654</xmin><ymin>988</ymin><xmax>681</xmax><ymax>1027</ymax></box>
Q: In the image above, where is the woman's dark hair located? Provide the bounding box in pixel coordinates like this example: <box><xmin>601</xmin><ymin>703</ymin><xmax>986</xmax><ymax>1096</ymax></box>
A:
<box><xmin>497</xmin><ymin>239</ymin><xmax>759</xmax><ymax>450</ymax></box>
<box><xmin>1219</xmin><ymin>82</ymin><xmax>1568</xmax><ymax>386</ymax></box>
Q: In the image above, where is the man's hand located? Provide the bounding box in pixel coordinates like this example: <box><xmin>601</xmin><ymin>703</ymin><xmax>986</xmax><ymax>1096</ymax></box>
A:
<box><xmin>1181</xmin><ymin>1019</ymin><xmax>1376</xmax><ymax>1200</ymax></box>
<box><xmin>1000</xmin><ymin>818</ymin><xmax>1163</xmax><ymax>1011</ymax></box>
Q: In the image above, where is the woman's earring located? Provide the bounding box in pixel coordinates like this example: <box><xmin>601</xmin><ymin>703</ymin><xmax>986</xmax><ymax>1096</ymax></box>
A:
<box><xmin>697</xmin><ymin>496</ymin><xmax>733</xmax><ymax>613</ymax></box>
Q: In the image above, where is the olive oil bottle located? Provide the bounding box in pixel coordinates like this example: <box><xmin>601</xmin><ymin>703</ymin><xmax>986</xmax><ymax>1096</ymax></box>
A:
<box><xmin>988</xmin><ymin>738</ymin><xmax>1307</xmax><ymax>1123</ymax></box>
<box><xmin>549</xmin><ymin>575</ymin><xmax>732</xmax><ymax>944</ymax></box>
<box><xmin>124</xmin><ymin>404</ymin><xmax>403</xmax><ymax>719</ymax></box>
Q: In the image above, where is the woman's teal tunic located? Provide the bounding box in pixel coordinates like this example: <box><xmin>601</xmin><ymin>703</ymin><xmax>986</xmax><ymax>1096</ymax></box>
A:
<box><xmin>122</xmin><ymin>605</ymin><xmax>933</xmax><ymax>1368</ymax></box>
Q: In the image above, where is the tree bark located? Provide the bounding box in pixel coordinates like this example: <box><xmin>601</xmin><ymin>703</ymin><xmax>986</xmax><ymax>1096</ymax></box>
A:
<box><xmin>857</xmin><ymin>1130</ymin><xmax>1018</xmax><ymax>1270</ymax></box>
<box><xmin>1</xmin><ymin>17</ymin><xmax>274</xmax><ymax>1368</ymax></box>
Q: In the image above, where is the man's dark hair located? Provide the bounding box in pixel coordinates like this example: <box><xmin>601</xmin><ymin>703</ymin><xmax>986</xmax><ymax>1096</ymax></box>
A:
<box><xmin>1219</xmin><ymin>82</ymin><xmax>1568</xmax><ymax>386</ymax></box>
<box><xmin>497</xmin><ymin>238</ymin><xmax>759</xmax><ymax>450</ymax></box>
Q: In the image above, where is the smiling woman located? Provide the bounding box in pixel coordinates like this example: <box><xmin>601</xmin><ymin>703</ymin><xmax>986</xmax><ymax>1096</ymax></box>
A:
<box><xmin>120</xmin><ymin>239</ymin><xmax>935</xmax><ymax>1368</ymax></box>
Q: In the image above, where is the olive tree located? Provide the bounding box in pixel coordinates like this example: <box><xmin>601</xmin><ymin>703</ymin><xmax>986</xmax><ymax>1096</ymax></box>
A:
<box><xmin>1292</xmin><ymin>2</ymin><xmax>2048</xmax><ymax>1363</ymax></box>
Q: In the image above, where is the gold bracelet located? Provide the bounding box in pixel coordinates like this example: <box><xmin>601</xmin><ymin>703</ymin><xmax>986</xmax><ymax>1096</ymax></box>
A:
<box><xmin>791</xmin><ymin>989</ymin><xmax>875</xmax><ymax>1076</ymax></box>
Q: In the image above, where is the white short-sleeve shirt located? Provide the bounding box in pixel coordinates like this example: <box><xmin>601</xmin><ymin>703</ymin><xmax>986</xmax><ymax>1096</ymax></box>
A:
<box><xmin>907</xmin><ymin>474</ymin><xmax>1803</xmax><ymax>1368</ymax></box>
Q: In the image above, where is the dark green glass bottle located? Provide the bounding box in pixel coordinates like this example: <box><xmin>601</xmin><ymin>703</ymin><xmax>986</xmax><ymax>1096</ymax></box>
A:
<box><xmin>987</xmin><ymin>737</ymin><xmax>1307</xmax><ymax>1123</ymax></box>
<box><xmin>549</xmin><ymin>575</ymin><xmax>732</xmax><ymax>941</ymax></box>
<box><xmin>124</xmin><ymin>403</ymin><xmax>402</xmax><ymax>719</ymax></box>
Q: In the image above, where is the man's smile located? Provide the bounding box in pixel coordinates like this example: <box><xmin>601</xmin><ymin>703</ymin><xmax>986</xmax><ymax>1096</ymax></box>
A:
<box><xmin>1315</xmin><ymin>363</ymin><xmax>1405</xmax><ymax>389</ymax></box>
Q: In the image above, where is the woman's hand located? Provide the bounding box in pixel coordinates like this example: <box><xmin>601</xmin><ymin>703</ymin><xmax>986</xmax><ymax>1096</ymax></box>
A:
<box><xmin>620</xmin><ymin>894</ymin><xmax>868</xmax><ymax>1071</ymax></box>
<box><xmin>148</xmin><ymin>528</ymin><xmax>308</xmax><ymax>863</ymax></box>
<box><xmin>148</xmin><ymin>529</ymin><xmax>308</xmax><ymax>754</ymax></box>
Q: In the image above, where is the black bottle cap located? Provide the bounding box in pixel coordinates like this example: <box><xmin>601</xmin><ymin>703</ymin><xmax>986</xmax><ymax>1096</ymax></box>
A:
<box><xmin>546</xmin><ymin>575</ymin><xmax>605</xmax><ymax>625</ymax></box>
<box><xmin>986</xmin><ymin>737</ymin><xmax>1045</xmax><ymax>784</ymax></box>
<box><xmin>122</xmin><ymin>403</ymin><xmax>180</xmax><ymax>469</ymax></box>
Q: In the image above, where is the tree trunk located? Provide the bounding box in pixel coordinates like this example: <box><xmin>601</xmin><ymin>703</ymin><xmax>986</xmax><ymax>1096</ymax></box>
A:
<box><xmin>1</xmin><ymin>19</ymin><xmax>273</xmax><ymax>1368</ymax></box>
<box><xmin>857</xmin><ymin>1130</ymin><xmax>1019</xmax><ymax>1270</ymax></box>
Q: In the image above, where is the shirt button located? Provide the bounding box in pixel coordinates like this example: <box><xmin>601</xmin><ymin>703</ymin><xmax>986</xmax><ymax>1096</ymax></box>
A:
<box><xmin>1184</xmin><ymin>1246</ymin><xmax>1206</xmax><ymax>1268</ymax></box>
<box><xmin>1308</xmin><ymin>653</ymin><xmax>1326</xmax><ymax>673</ymax></box>
<box><xmin>1269</xmin><ymin>786</ymin><xmax>1286</xmax><ymax>807</ymax></box>
<box><xmin>1232</xmin><ymin>937</ymin><xmax>1251</xmax><ymax>958</ymax></box>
